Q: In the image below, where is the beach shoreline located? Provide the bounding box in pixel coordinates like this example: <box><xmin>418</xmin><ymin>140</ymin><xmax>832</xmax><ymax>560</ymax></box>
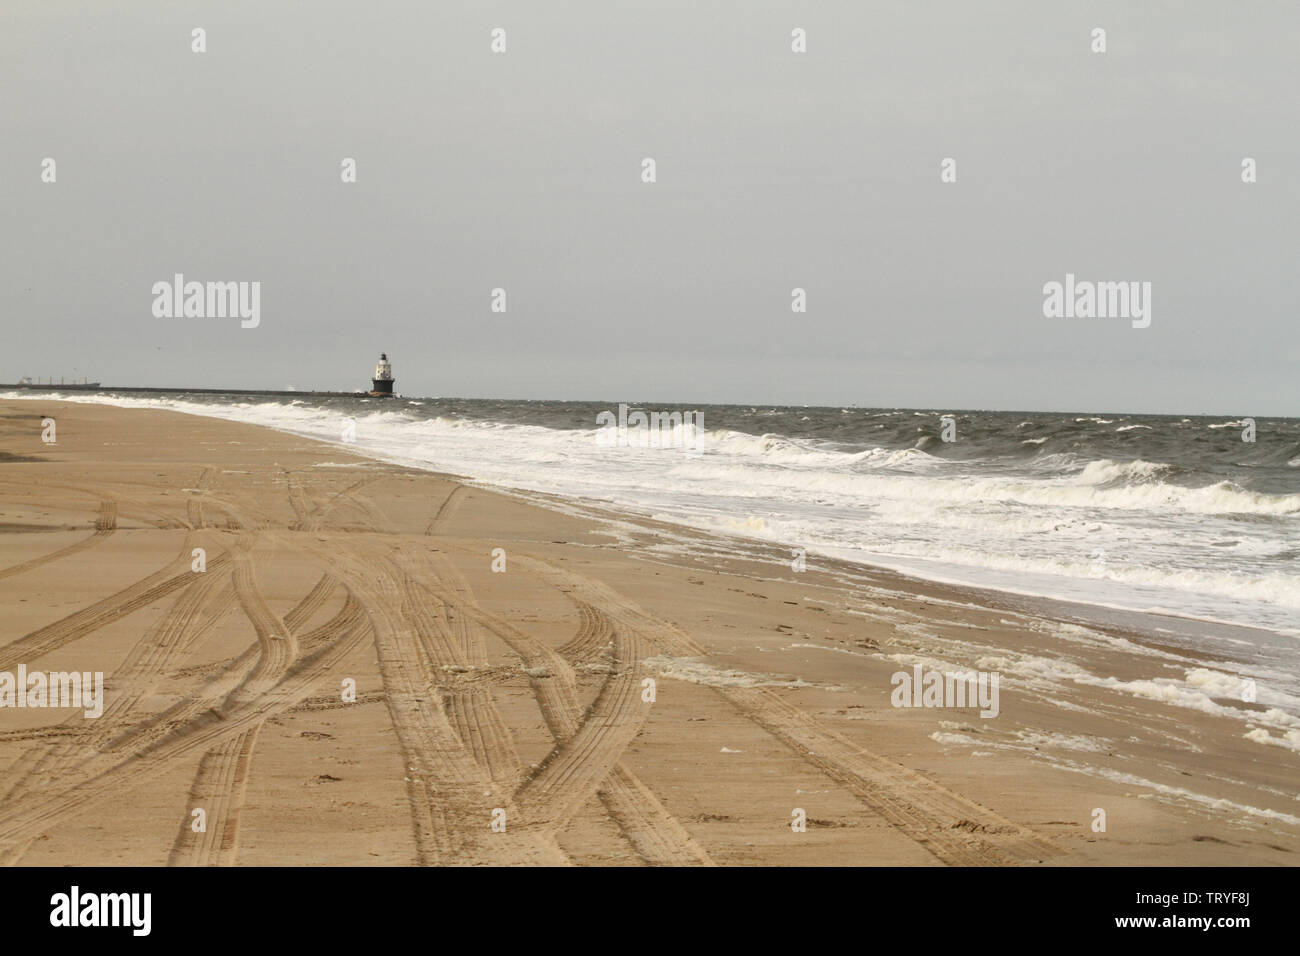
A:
<box><xmin>11</xmin><ymin>389</ymin><xmax>1295</xmax><ymax>642</ymax></box>
<box><xmin>1</xmin><ymin>398</ymin><xmax>1296</xmax><ymax>866</ymax></box>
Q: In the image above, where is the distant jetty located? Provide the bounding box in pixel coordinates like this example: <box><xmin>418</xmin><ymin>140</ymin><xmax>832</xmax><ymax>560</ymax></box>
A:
<box><xmin>0</xmin><ymin>384</ymin><xmax>367</xmax><ymax>397</ymax></box>
<box><xmin>1</xmin><ymin>352</ymin><xmax>399</xmax><ymax>399</ymax></box>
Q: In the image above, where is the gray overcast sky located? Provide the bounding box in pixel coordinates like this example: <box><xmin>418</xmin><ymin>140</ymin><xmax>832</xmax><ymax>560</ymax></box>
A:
<box><xmin>3</xmin><ymin>1</ymin><xmax>1297</xmax><ymax>415</ymax></box>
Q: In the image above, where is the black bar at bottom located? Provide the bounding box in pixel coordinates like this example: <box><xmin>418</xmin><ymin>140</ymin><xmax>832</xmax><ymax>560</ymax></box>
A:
<box><xmin>0</xmin><ymin>865</ymin><xmax>1280</xmax><ymax>943</ymax></box>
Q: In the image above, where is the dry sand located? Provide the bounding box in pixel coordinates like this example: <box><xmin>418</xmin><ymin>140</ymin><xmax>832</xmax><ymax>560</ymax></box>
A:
<box><xmin>0</xmin><ymin>398</ymin><xmax>1296</xmax><ymax>866</ymax></box>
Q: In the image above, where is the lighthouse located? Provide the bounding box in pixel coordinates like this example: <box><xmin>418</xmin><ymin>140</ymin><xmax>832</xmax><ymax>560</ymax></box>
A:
<box><xmin>370</xmin><ymin>353</ymin><xmax>395</xmax><ymax>397</ymax></box>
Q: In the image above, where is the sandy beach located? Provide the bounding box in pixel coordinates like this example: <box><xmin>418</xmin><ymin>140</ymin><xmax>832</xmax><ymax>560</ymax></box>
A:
<box><xmin>0</xmin><ymin>397</ymin><xmax>1296</xmax><ymax>866</ymax></box>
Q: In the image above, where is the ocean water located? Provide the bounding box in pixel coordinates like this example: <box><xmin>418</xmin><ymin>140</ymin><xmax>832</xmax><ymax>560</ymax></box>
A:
<box><xmin>12</xmin><ymin>391</ymin><xmax>1298</xmax><ymax>639</ymax></box>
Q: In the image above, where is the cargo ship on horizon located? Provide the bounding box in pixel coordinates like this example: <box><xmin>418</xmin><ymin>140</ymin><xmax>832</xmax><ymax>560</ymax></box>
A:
<box><xmin>4</xmin><ymin>376</ymin><xmax>102</xmax><ymax>390</ymax></box>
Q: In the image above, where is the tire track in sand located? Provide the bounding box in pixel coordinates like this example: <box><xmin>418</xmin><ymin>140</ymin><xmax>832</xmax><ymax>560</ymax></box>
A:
<box><xmin>297</xmin><ymin>537</ymin><xmax>563</xmax><ymax>865</ymax></box>
<box><xmin>0</xmin><ymin>499</ymin><xmax>117</xmax><ymax>581</ymax></box>
<box><xmin>0</xmin><ymin>478</ymin><xmax>189</xmax><ymax>532</ymax></box>
<box><xmin>186</xmin><ymin>467</ymin><xmax>216</xmax><ymax>530</ymax></box>
<box><xmin>310</xmin><ymin>487</ymin><xmax>541</xmax><ymax>859</ymax></box>
<box><xmin>1</xmin><ymin>480</ymin><xmax>330</xmax><ymax>862</ymax></box>
<box><xmin>423</xmin><ymin>485</ymin><xmax>468</xmax><ymax>536</ymax></box>
<box><xmin>0</xmin><ymin>476</ymin><xmax>344</xmax><ymax>862</ymax></box>
<box><xmin>168</xmin><ymin>474</ymin><xmax>378</xmax><ymax>867</ymax></box>
<box><xmin>284</xmin><ymin>473</ymin><xmax>396</xmax><ymax>534</ymax></box>
<box><xmin>168</xmin><ymin>726</ymin><xmax>261</xmax><ymax>867</ymax></box>
<box><xmin>0</xmin><ymin>539</ymin><xmax>234</xmax><ymax>864</ymax></box>
<box><xmin>167</xmin><ymin>561</ymin><xmax>340</xmax><ymax>868</ymax></box>
<box><xmin>425</xmin><ymin>549</ymin><xmax>711</xmax><ymax>865</ymax></box>
<box><xmin>720</xmin><ymin>685</ymin><xmax>1058</xmax><ymax>865</ymax></box>
<box><xmin>558</xmin><ymin>599</ymin><xmax>616</xmax><ymax>665</ymax></box>
<box><xmin>396</xmin><ymin>558</ymin><xmax>523</xmax><ymax>790</ymax></box>
<box><xmin>504</xmin><ymin>606</ymin><xmax>654</xmax><ymax>848</ymax></box>
<box><xmin>0</xmin><ymin>535</ymin><xmax>231</xmax><ymax>674</ymax></box>
<box><xmin>0</xmin><ymin>589</ymin><xmax>369</xmax><ymax>856</ymax></box>
<box><xmin>510</xmin><ymin>554</ymin><xmax>1062</xmax><ymax>866</ymax></box>
<box><xmin>0</xmin><ymin>469</ymin><xmax>221</xmax><ymax>814</ymax></box>
<box><xmin>219</xmin><ymin>536</ymin><xmax>298</xmax><ymax>713</ymax></box>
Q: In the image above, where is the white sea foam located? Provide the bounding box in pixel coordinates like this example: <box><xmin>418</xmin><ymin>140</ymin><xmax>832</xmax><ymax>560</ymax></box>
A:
<box><xmin>1243</xmin><ymin>728</ymin><xmax>1300</xmax><ymax>753</ymax></box>
<box><xmin>929</xmin><ymin>731</ymin><xmax>979</xmax><ymax>746</ymax></box>
<box><xmin>1048</xmin><ymin>760</ymin><xmax>1300</xmax><ymax>827</ymax></box>
<box><xmin>1014</xmin><ymin>731</ymin><xmax>1111</xmax><ymax>752</ymax></box>
<box><xmin>641</xmin><ymin>655</ymin><xmax>821</xmax><ymax>689</ymax></box>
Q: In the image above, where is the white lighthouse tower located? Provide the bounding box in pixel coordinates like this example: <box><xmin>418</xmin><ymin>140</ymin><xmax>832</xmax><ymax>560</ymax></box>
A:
<box><xmin>370</xmin><ymin>353</ymin><xmax>395</xmax><ymax>397</ymax></box>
